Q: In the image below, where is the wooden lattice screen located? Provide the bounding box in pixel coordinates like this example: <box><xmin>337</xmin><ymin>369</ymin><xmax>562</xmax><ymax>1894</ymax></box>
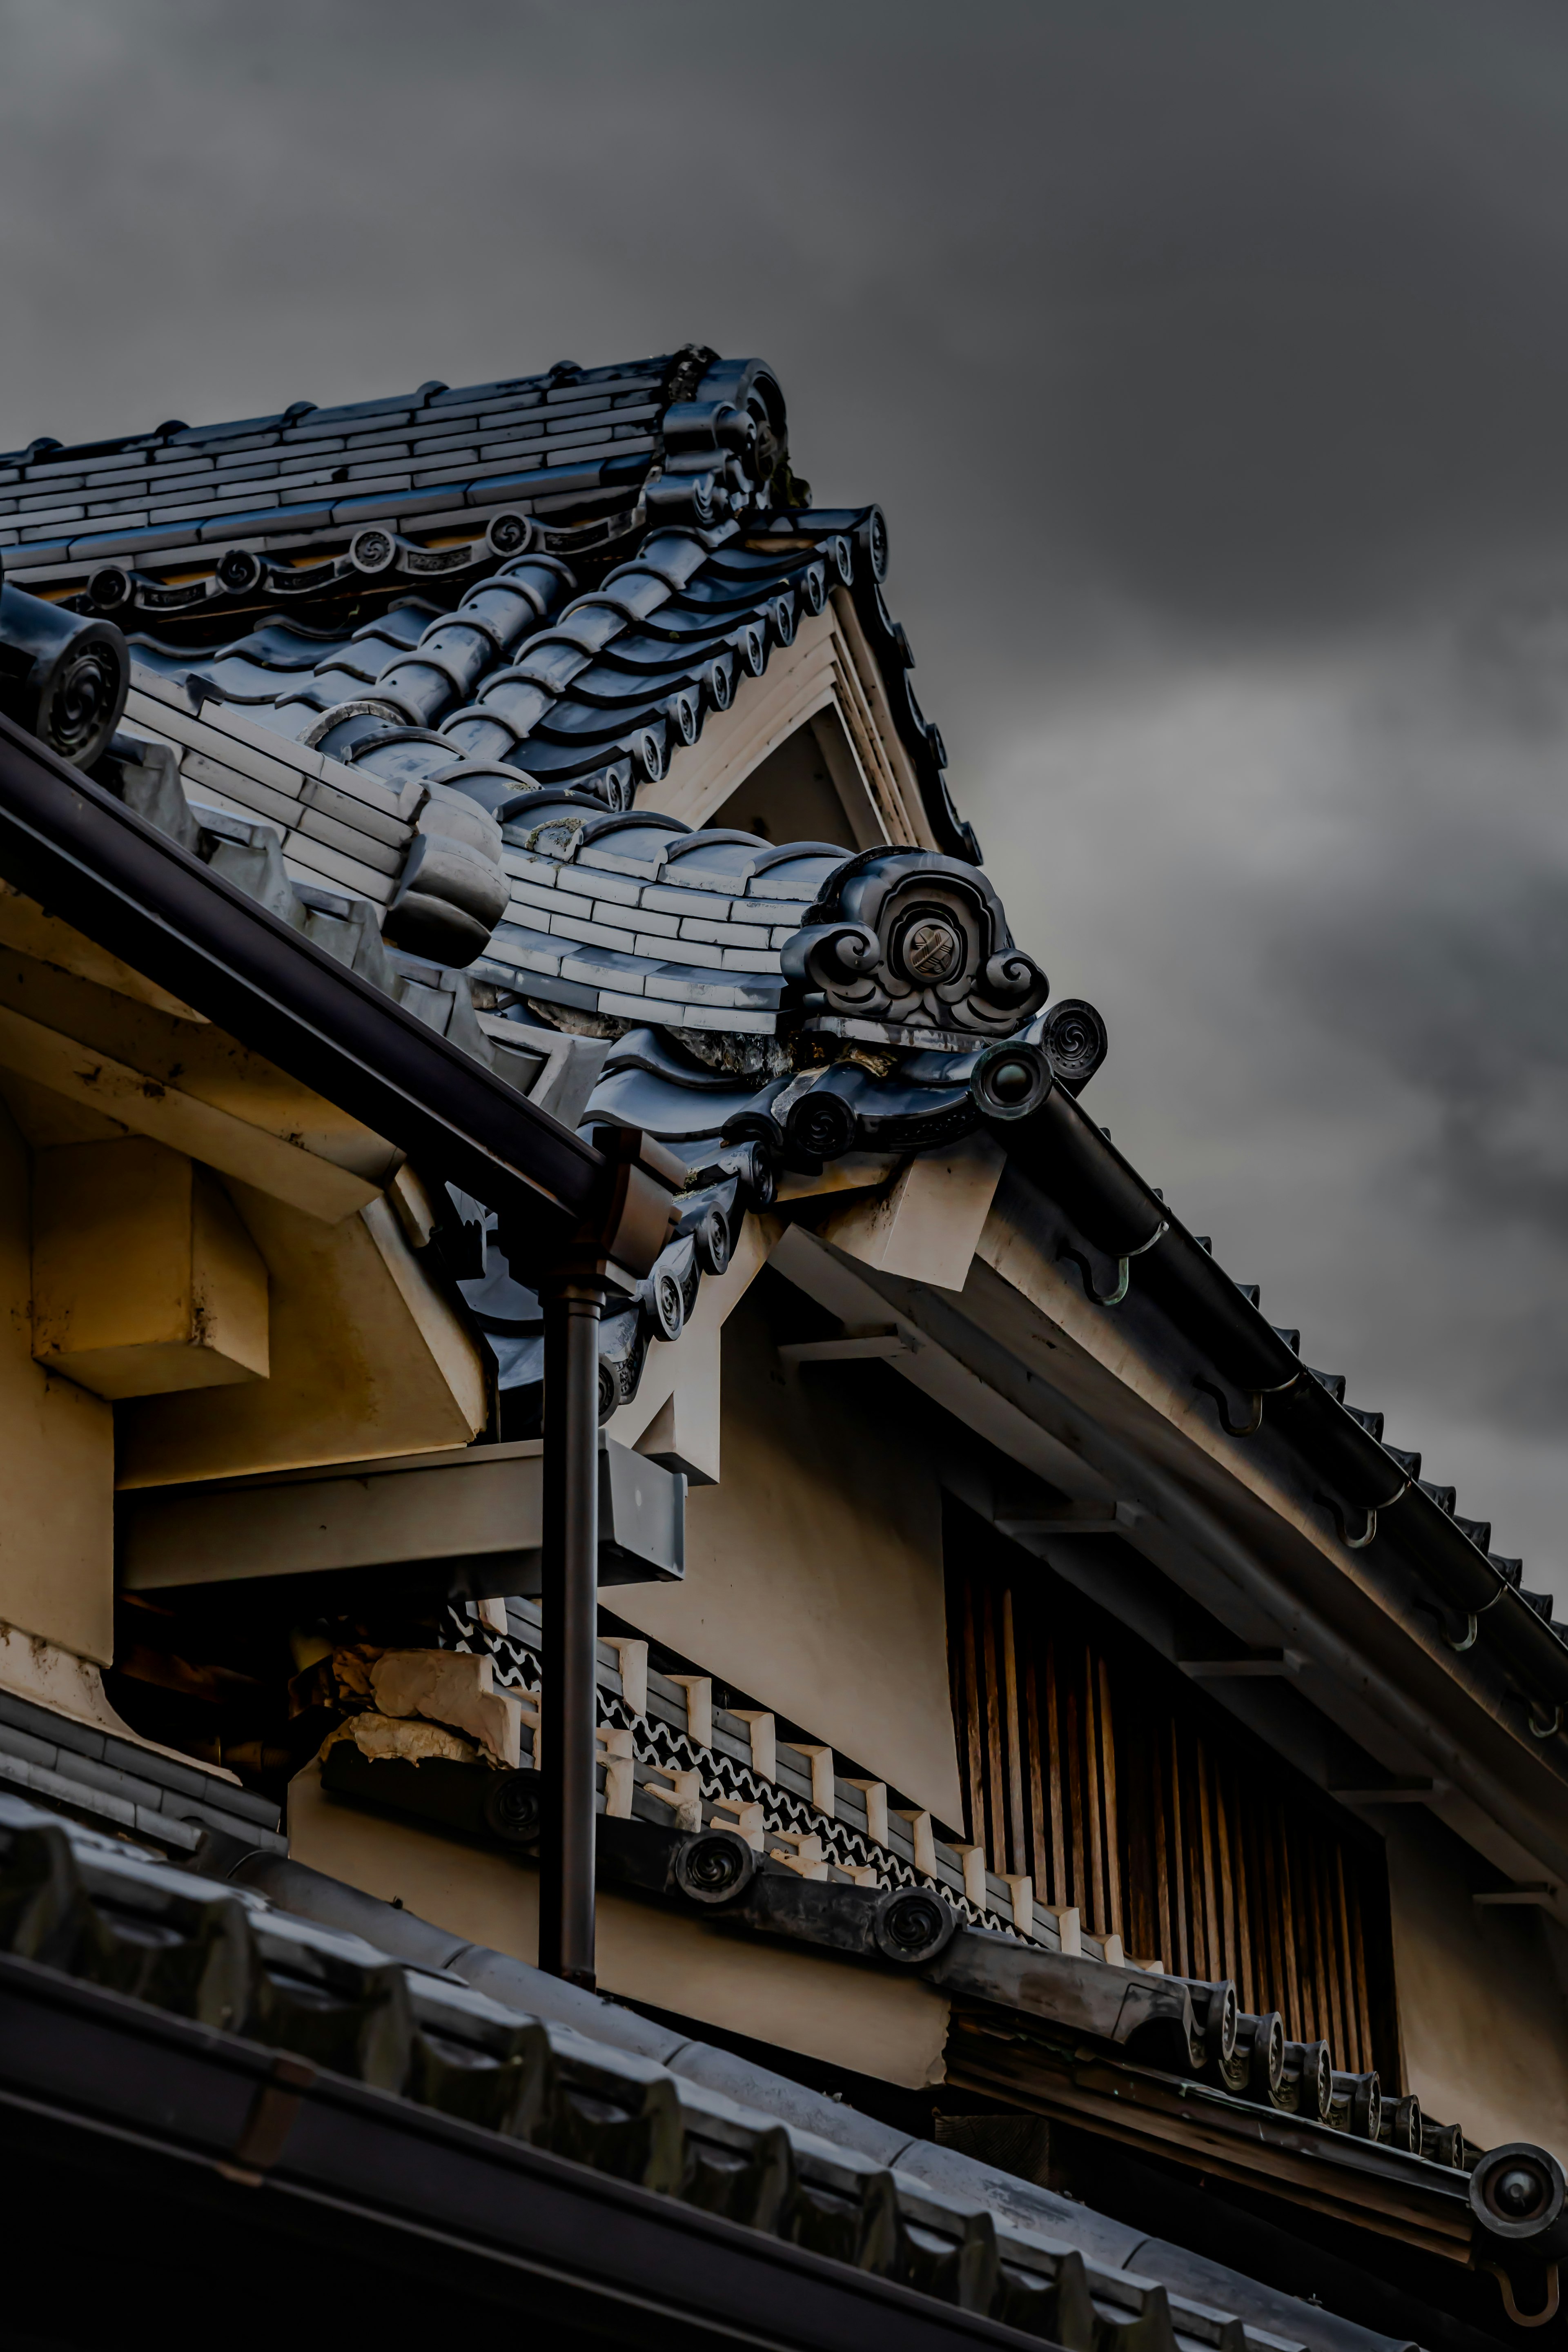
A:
<box><xmin>944</xmin><ymin>1502</ymin><xmax>1397</xmax><ymax>2077</ymax></box>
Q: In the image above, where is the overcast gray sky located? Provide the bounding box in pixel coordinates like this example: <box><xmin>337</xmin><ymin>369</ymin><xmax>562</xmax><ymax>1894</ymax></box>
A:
<box><xmin>5</xmin><ymin>0</ymin><xmax>1568</xmax><ymax>1589</ymax></box>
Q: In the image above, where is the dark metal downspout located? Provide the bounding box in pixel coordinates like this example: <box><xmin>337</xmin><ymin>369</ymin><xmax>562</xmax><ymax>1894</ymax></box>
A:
<box><xmin>539</xmin><ymin>1273</ymin><xmax>608</xmax><ymax>1986</ymax></box>
<box><xmin>526</xmin><ymin>1131</ymin><xmax>682</xmax><ymax>1984</ymax></box>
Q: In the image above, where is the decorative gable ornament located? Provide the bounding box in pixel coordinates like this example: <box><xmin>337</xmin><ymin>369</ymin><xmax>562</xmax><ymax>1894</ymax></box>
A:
<box><xmin>781</xmin><ymin>850</ymin><xmax>1050</xmax><ymax>1043</ymax></box>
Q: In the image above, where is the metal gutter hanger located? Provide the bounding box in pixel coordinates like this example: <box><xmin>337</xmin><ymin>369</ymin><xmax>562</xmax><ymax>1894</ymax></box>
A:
<box><xmin>536</xmin><ymin>1126</ymin><xmax>682</xmax><ymax>1988</ymax></box>
<box><xmin>1016</xmin><ymin>1082</ymin><xmax>1568</xmax><ymax>1751</ymax></box>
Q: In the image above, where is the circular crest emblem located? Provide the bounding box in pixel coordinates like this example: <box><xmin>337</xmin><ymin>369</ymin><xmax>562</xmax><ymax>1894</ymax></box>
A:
<box><xmin>350</xmin><ymin>527</ymin><xmax>396</xmax><ymax>575</ymax></box>
<box><xmin>486</xmin><ymin>510</ymin><xmax>532</xmax><ymax>556</ymax></box>
<box><xmin>903</xmin><ymin>913</ymin><xmax>964</xmax><ymax>983</ymax></box>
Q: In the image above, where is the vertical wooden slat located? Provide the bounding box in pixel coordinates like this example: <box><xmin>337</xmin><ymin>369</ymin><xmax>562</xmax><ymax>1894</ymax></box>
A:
<box><xmin>1045</xmin><ymin>1635</ymin><xmax>1067</xmax><ymax>1910</ymax></box>
<box><xmin>1297</xmin><ymin>1834</ymin><xmax>1316</xmax><ymax>2041</ymax></box>
<box><xmin>946</xmin><ymin>1566</ymin><xmax>965</xmax><ymax>1756</ymax></box>
<box><xmin>941</xmin><ymin>1512</ymin><xmax>1395</xmax><ymax>2077</ymax></box>
<box><xmin>1284</xmin><ymin>1816</ymin><xmax>1310</xmax><ymax>2041</ymax></box>
<box><xmin>1168</xmin><ymin>1716</ymin><xmax>1190</xmax><ymax>1978</ymax></box>
<box><xmin>1255</xmin><ymin>1808</ymin><xmax>1278</xmax><ymax>2022</ymax></box>
<box><xmin>1175</xmin><ymin>1717</ymin><xmax>1198</xmax><ymax>1978</ymax></box>
<box><xmin>1348</xmin><ymin>1867</ymin><xmax>1375</xmax><ymax>2077</ymax></box>
<box><xmin>1098</xmin><ymin>1655</ymin><xmax>1124</xmax><ymax>1942</ymax></box>
<box><xmin>1313</xmin><ymin>1840</ymin><xmax>1340</xmax><ymax>2056</ymax></box>
<box><xmin>1064</xmin><ymin>1645</ymin><xmax>1087</xmax><ymax>1915</ymax></box>
<box><xmin>1258</xmin><ymin>1809</ymin><xmax>1287</xmax><ymax>2028</ymax></box>
<box><xmin>1276</xmin><ymin>1803</ymin><xmax>1304</xmax><ymax>2034</ymax></box>
<box><xmin>1236</xmin><ymin>1802</ymin><xmax>1260</xmax><ymax>2016</ymax></box>
<box><xmin>1067</xmin><ymin>1646</ymin><xmax>1091</xmax><ymax>1919</ymax></box>
<box><xmin>1001</xmin><ymin>1588</ymin><xmax>1028</xmax><ymax>1878</ymax></box>
<box><xmin>1319</xmin><ymin>1842</ymin><xmax>1344</xmax><ymax>2056</ymax></box>
<box><xmin>1283</xmin><ymin>1827</ymin><xmax>1306</xmax><ymax>2038</ymax></box>
<box><xmin>959</xmin><ymin>1576</ymin><xmax>985</xmax><ymax>1851</ymax></box>
<box><xmin>1231</xmin><ymin>1783</ymin><xmax>1256</xmax><ymax>2012</ymax></box>
<box><xmin>980</xmin><ymin>1587</ymin><xmax>1007</xmax><ymax>1872</ymax></box>
<box><xmin>1203</xmin><ymin>1740</ymin><xmax>1222</xmax><ymax>1976</ymax></box>
<box><xmin>1332</xmin><ymin>1843</ymin><xmax>1361</xmax><ymax>2070</ymax></box>
<box><xmin>1023</xmin><ymin>1643</ymin><xmax>1050</xmax><ymax>1898</ymax></box>
<box><xmin>1212</xmin><ymin>1761</ymin><xmax>1237</xmax><ymax>1985</ymax></box>
<box><xmin>1190</xmin><ymin>1731</ymin><xmax>1213</xmax><ymax>1980</ymax></box>
<box><xmin>1318</xmin><ymin>1843</ymin><xmax>1344</xmax><ymax>2060</ymax></box>
<box><xmin>1335</xmin><ymin>1853</ymin><xmax>1363</xmax><ymax>2079</ymax></box>
<box><xmin>1122</xmin><ymin>1666</ymin><xmax>1156</xmax><ymax>1960</ymax></box>
<box><xmin>1256</xmin><ymin>1806</ymin><xmax>1278</xmax><ymax>2021</ymax></box>
<box><xmin>1083</xmin><ymin>1645</ymin><xmax>1107</xmax><ymax>1936</ymax></box>
<box><xmin>1150</xmin><ymin>1715</ymin><xmax>1174</xmax><ymax>1969</ymax></box>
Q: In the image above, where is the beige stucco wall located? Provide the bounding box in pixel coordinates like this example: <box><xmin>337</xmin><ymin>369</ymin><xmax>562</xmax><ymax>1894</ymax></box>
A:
<box><xmin>1387</xmin><ymin>1811</ymin><xmax>1568</xmax><ymax>2158</ymax></box>
<box><xmin>0</xmin><ymin>1098</ymin><xmax>114</xmax><ymax>1660</ymax></box>
<box><xmin>115</xmin><ymin>1183</ymin><xmax>486</xmax><ymax>1487</ymax></box>
<box><xmin>612</xmin><ymin>1281</ymin><xmax>965</xmax><ymax>1825</ymax></box>
<box><xmin>290</xmin><ymin>1765</ymin><xmax>949</xmax><ymax>2091</ymax></box>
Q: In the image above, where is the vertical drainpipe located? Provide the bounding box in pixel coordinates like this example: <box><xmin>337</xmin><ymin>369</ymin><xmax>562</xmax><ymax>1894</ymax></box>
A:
<box><xmin>535</xmin><ymin>1129</ymin><xmax>682</xmax><ymax>1987</ymax></box>
<box><xmin>538</xmin><ymin>1267</ymin><xmax>608</xmax><ymax>1987</ymax></box>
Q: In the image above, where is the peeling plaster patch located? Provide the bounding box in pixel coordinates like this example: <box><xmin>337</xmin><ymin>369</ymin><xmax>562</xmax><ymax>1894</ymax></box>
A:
<box><xmin>323</xmin><ymin>1710</ymin><xmax>481</xmax><ymax>1766</ymax></box>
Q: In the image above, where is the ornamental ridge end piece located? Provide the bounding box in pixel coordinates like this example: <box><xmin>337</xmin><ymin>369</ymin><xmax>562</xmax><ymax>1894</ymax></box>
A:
<box><xmin>782</xmin><ymin>849</ymin><xmax>1050</xmax><ymax>1045</ymax></box>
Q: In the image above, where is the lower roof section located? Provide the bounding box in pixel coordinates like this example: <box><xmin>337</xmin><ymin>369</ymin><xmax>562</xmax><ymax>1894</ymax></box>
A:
<box><xmin>0</xmin><ymin>1958</ymin><xmax>1015</xmax><ymax>2352</ymax></box>
<box><xmin>0</xmin><ymin>1783</ymin><xmax>1431</xmax><ymax>2352</ymax></box>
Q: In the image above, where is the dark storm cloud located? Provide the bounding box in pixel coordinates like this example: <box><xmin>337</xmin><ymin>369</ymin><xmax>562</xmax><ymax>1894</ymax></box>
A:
<box><xmin>12</xmin><ymin>0</ymin><xmax>1568</xmax><ymax>654</ymax></box>
<box><xmin>1254</xmin><ymin>602</ymin><xmax>1568</xmax><ymax>1434</ymax></box>
<box><xmin>3</xmin><ymin>0</ymin><xmax>1568</xmax><ymax>1572</ymax></box>
<box><xmin>988</xmin><ymin>590</ymin><xmax>1568</xmax><ymax>1478</ymax></box>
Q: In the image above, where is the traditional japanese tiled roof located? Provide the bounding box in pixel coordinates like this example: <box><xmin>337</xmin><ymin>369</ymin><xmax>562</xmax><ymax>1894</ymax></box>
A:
<box><xmin>3</xmin><ymin>347</ymin><xmax>972</xmax><ymax>862</ymax></box>
<box><xmin>0</xmin><ymin>359</ymin><xmax>665</xmax><ymax>568</ymax></box>
<box><xmin>0</xmin><ymin>1785</ymin><xmax>1470</xmax><ymax>2352</ymax></box>
<box><xmin>131</xmin><ymin>523</ymin><xmax>921</xmax><ymax>817</ymax></box>
<box><xmin>85</xmin><ymin>691</ymin><xmax>1097</xmax><ymax>1438</ymax></box>
<box><xmin>481</xmin><ymin>813</ymin><xmax>1096</xmax><ymax>1141</ymax></box>
<box><xmin>0</xmin><ymin>1684</ymin><xmax>283</xmax><ymax>1868</ymax></box>
<box><xmin>437</xmin><ymin>813</ymin><xmax>1100</xmax><ymax>1427</ymax></box>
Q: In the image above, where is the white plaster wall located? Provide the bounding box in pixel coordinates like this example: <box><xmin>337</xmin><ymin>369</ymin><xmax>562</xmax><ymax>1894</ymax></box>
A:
<box><xmin>0</xmin><ymin>1098</ymin><xmax>114</xmax><ymax>1660</ymax></box>
<box><xmin>612</xmin><ymin>1281</ymin><xmax>966</xmax><ymax>1826</ymax></box>
<box><xmin>1387</xmin><ymin>1810</ymin><xmax>1568</xmax><ymax>2158</ymax></box>
<box><xmin>290</xmin><ymin>1766</ymin><xmax>950</xmax><ymax>2091</ymax></box>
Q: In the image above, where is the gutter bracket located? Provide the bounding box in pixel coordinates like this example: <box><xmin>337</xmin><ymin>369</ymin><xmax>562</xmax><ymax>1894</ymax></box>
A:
<box><xmin>1194</xmin><ymin>1378</ymin><xmax>1264</xmax><ymax>1437</ymax></box>
<box><xmin>1194</xmin><ymin>1366</ymin><xmax>1304</xmax><ymax>1439</ymax></box>
<box><xmin>1483</xmin><ymin>2261</ymin><xmax>1560</xmax><ymax>2330</ymax></box>
<box><xmin>1317</xmin><ymin>1494</ymin><xmax>1380</xmax><ymax>1550</ymax></box>
<box><xmin>1444</xmin><ymin>1585</ymin><xmax>1507</xmax><ymax>1653</ymax></box>
<box><xmin>1318</xmin><ymin>1478</ymin><xmax>1410</xmax><ymax>1552</ymax></box>
<box><xmin>1414</xmin><ymin>1582</ymin><xmax>1506</xmax><ymax>1655</ymax></box>
<box><xmin>1058</xmin><ymin>1221</ymin><xmax>1167</xmax><ymax>1310</ymax></box>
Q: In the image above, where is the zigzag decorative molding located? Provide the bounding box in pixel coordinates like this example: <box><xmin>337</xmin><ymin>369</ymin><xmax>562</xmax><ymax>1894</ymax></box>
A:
<box><xmin>442</xmin><ymin>1601</ymin><xmax>1043</xmax><ymax>1945</ymax></box>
